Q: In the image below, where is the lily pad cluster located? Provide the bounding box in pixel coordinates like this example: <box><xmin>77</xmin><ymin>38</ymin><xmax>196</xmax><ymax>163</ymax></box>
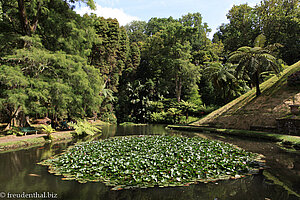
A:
<box><xmin>40</xmin><ymin>135</ymin><xmax>263</xmax><ymax>189</ymax></box>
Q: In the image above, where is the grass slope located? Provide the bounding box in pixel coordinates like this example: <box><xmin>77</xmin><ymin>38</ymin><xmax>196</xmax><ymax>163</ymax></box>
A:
<box><xmin>167</xmin><ymin>125</ymin><xmax>300</xmax><ymax>148</ymax></box>
<box><xmin>192</xmin><ymin>61</ymin><xmax>300</xmax><ymax>130</ymax></box>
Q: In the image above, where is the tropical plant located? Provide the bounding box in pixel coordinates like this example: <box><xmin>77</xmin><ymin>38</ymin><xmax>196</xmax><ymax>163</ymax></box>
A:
<box><xmin>5</xmin><ymin>127</ymin><xmax>24</xmax><ymax>136</ymax></box>
<box><xmin>178</xmin><ymin>100</ymin><xmax>196</xmax><ymax>120</ymax></box>
<box><xmin>68</xmin><ymin>120</ymin><xmax>101</xmax><ymax>137</ymax></box>
<box><xmin>229</xmin><ymin>34</ymin><xmax>282</xmax><ymax>96</ymax></box>
<box><xmin>205</xmin><ymin>62</ymin><xmax>239</xmax><ymax>102</ymax></box>
<box><xmin>150</xmin><ymin>111</ymin><xmax>167</xmax><ymax>123</ymax></box>
<box><xmin>41</xmin><ymin>124</ymin><xmax>56</xmax><ymax>139</ymax></box>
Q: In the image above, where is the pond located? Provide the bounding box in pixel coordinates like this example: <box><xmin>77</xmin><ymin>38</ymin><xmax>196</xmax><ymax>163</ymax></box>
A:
<box><xmin>0</xmin><ymin>125</ymin><xmax>299</xmax><ymax>200</ymax></box>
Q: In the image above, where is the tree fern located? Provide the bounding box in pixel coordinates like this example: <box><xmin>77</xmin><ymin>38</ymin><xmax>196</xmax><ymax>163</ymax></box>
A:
<box><xmin>68</xmin><ymin>119</ymin><xmax>101</xmax><ymax>137</ymax></box>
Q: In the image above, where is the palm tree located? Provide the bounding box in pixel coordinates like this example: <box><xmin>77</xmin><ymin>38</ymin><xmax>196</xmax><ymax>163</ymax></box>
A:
<box><xmin>229</xmin><ymin>34</ymin><xmax>282</xmax><ymax>96</ymax></box>
<box><xmin>205</xmin><ymin>62</ymin><xmax>239</xmax><ymax>103</ymax></box>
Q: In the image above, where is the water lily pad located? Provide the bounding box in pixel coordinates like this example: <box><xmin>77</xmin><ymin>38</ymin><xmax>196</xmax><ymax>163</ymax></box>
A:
<box><xmin>39</xmin><ymin>135</ymin><xmax>264</xmax><ymax>189</ymax></box>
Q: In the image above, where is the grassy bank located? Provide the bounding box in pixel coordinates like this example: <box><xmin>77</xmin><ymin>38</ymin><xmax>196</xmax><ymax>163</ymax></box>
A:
<box><xmin>0</xmin><ymin>137</ymin><xmax>46</xmax><ymax>152</ymax></box>
<box><xmin>167</xmin><ymin>125</ymin><xmax>300</xmax><ymax>149</ymax></box>
<box><xmin>192</xmin><ymin>61</ymin><xmax>300</xmax><ymax>130</ymax></box>
<box><xmin>0</xmin><ymin>131</ymin><xmax>73</xmax><ymax>153</ymax></box>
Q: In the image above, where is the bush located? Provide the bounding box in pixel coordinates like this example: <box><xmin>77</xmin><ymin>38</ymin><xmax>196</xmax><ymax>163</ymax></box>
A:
<box><xmin>41</xmin><ymin>125</ymin><xmax>56</xmax><ymax>139</ymax></box>
<box><xmin>187</xmin><ymin>92</ymin><xmax>203</xmax><ymax>107</ymax></box>
<box><xmin>148</xmin><ymin>101</ymin><xmax>164</xmax><ymax>112</ymax></box>
<box><xmin>100</xmin><ymin>112</ymin><xmax>117</xmax><ymax>124</ymax></box>
<box><xmin>196</xmin><ymin>105</ymin><xmax>219</xmax><ymax>116</ymax></box>
<box><xmin>148</xmin><ymin>98</ymin><xmax>218</xmax><ymax>124</ymax></box>
<box><xmin>5</xmin><ymin>127</ymin><xmax>24</xmax><ymax>136</ymax></box>
<box><xmin>150</xmin><ymin>112</ymin><xmax>166</xmax><ymax>123</ymax></box>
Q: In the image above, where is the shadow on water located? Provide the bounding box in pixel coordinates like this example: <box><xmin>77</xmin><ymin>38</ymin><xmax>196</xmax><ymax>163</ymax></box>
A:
<box><xmin>0</xmin><ymin>124</ymin><xmax>299</xmax><ymax>200</ymax></box>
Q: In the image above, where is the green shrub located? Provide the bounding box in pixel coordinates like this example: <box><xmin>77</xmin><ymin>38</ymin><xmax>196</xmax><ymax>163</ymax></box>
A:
<box><xmin>100</xmin><ymin>112</ymin><xmax>117</xmax><ymax>124</ymax></box>
<box><xmin>196</xmin><ymin>104</ymin><xmax>219</xmax><ymax>115</ymax></box>
<box><xmin>41</xmin><ymin>125</ymin><xmax>56</xmax><ymax>138</ymax></box>
<box><xmin>187</xmin><ymin>92</ymin><xmax>203</xmax><ymax>107</ymax></box>
<box><xmin>150</xmin><ymin>111</ymin><xmax>167</xmax><ymax>123</ymax></box>
<box><xmin>166</xmin><ymin>108</ymin><xmax>182</xmax><ymax>123</ymax></box>
<box><xmin>148</xmin><ymin>101</ymin><xmax>164</xmax><ymax>112</ymax></box>
<box><xmin>5</xmin><ymin>127</ymin><xmax>24</xmax><ymax>136</ymax></box>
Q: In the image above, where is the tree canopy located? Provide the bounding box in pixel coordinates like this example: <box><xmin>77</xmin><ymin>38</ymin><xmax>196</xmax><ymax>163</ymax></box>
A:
<box><xmin>0</xmin><ymin>0</ymin><xmax>298</xmax><ymax>125</ymax></box>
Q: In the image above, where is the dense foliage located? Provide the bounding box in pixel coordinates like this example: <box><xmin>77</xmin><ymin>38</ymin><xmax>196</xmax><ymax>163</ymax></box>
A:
<box><xmin>0</xmin><ymin>0</ymin><xmax>298</xmax><ymax>126</ymax></box>
<box><xmin>40</xmin><ymin>135</ymin><xmax>263</xmax><ymax>189</ymax></box>
<box><xmin>214</xmin><ymin>0</ymin><xmax>300</xmax><ymax>65</ymax></box>
<box><xmin>287</xmin><ymin>71</ymin><xmax>300</xmax><ymax>87</ymax></box>
<box><xmin>68</xmin><ymin>119</ymin><xmax>101</xmax><ymax>137</ymax></box>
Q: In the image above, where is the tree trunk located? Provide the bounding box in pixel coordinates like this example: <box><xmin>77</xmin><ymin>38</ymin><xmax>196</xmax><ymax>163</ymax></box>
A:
<box><xmin>17</xmin><ymin>0</ymin><xmax>41</xmax><ymax>36</ymax></box>
<box><xmin>175</xmin><ymin>73</ymin><xmax>182</xmax><ymax>103</ymax></box>
<box><xmin>30</xmin><ymin>1</ymin><xmax>41</xmax><ymax>34</ymax></box>
<box><xmin>25</xmin><ymin>116</ymin><xmax>31</xmax><ymax>126</ymax></box>
<box><xmin>254</xmin><ymin>71</ymin><xmax>261</xmax><ymax>96</ymax></box>
<box><xmin>18</xmin><ymin>0</ymin><xmax>31</xmax><ymax>35</ymax></box>
<box><xmin>93</xmin><ymin>111</ymin><xmax>97</xmax><ymax>121</ymax></box>
<box><xmin>19</xmin><ymin>113</ymin><xmax>31</xmax><ymax>127</ymax></box>
<box><xmin>4</xmin><ymin>105</ymin><xmax>22</xmax><ymax>130</ymax></box>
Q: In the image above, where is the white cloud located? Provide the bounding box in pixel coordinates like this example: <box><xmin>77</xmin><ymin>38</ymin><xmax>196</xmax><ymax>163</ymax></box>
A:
<box><xmin>98</xmin><ymin>0</ymin><xmax>120</xmax><ymax>6</ymax></box>
<box><xmin>75</xmin><ymin>3</ymin><xmax>139</xmax><ymax>26</ymax></box>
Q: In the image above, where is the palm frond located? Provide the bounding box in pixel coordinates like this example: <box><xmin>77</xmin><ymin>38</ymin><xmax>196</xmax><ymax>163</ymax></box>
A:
<box><xmin>254</xmin><ymin>34</ymin><xmax>267</xmax><ymax>48</ymax></box>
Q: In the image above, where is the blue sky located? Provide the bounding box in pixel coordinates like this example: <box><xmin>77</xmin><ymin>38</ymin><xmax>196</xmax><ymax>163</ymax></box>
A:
<box><xmin>75</xmin><ymin>0</ymin><xmax>262</xmax><ymax>38</ymax></box>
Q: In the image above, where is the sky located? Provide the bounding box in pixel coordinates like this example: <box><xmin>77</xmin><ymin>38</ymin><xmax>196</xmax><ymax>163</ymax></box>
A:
<box><xmin>75</xmin><ymin>0</ymin><xmax>262</xmax><ymax>38</ymax></box>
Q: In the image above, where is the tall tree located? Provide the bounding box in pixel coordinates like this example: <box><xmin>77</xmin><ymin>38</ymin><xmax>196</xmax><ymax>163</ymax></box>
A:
<box><xmin>0</xmin><ymin>0</ymin><xmax>95</xmax><ymax>36</ymax></box>
<box><xmin>124</xmin><ymin>20</ymin><xmax>147</xmax><ymax>44</ymax></box>
<box><xmin>89</xmin><ymin>17</ymin><xmax>129</xmax><ymax>93</ymax></box>
<box><xmin>213</xmin><ymin>4</ymin><xmax>259</xmax><ymax>53</ymax></box>
<box><xmin>179</xmin><ymin>12</ymin><xmax>211</xmax><ymax>51</ymax></box>
<box><xmin>116</xmin><ymin>42</ymin><xmax>141</xmax><ymax>122</ymax></box>
<box><xmin>140</xmin><ymin>21</ymin><xmax>200</xmax><ymax>102</ymax></box>
<box><xmin>255</xmin><ymin>0</ymin><xmax>300</xmax><ymax>64</ymax></box>
<box><xmin>1</xmin><ymin>46</ymin><xmax>103</xmax><ymax>127</ymax></box>
<box><xmin>145</xmin><ymin>17</ymin><xmax>177</xmax><ymax>36</ymax></box>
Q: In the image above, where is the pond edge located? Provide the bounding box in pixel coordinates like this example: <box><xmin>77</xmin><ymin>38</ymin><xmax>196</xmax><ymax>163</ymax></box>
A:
<box><xmin>167</xmin><ymin>125</ymin><xmax>300</xmax><ymax>150</ymax></box>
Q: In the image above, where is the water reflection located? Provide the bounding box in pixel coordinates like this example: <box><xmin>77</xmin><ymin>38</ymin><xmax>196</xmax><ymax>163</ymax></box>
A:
<box><xmin>102</xmin><ymin>124</ymin><xmax>169</xmax><ymax>138</ymax></box>
<box><xmin>0</xmin><ymin>124</ymin><xmax>299</xmax><ymax>200</ymax></box>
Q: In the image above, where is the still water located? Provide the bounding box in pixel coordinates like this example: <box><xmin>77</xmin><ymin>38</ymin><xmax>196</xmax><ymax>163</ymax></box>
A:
<box><xmin>0</xmin><ymin>125</ymin><xmax>299</xmax><ymax>200</ymax></box>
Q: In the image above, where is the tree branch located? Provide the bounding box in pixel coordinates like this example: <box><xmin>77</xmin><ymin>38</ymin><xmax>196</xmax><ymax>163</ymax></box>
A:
<box><xmin>30</xmin><ymin>0</ymin><xmax>42</xmax><ymax>33</ymax></box>
<box><xmin>17</xmin><ymin>0</ymin><xmax>31</xmax><ymax>35</ymax></box>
